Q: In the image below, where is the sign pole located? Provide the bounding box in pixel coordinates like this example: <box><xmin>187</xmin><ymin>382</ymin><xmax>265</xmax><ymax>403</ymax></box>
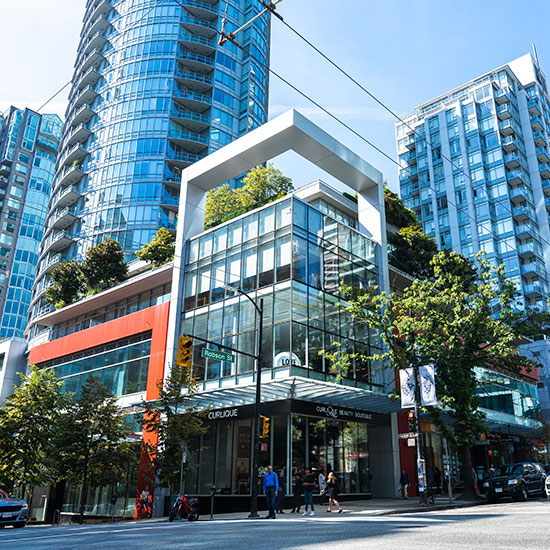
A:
<box><xmin>249</xmin><ymin>298</ymin><xmax>263</xmax><ymax>519</ymax></box>
<box><xmin>413</xmin><ymin>365</ymin><xmax>428</xmax><ymax>506</ymax></box>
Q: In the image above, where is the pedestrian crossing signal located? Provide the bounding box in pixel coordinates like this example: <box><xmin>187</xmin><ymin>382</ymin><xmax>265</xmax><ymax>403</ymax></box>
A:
<box><xmin>176</xmin><ymin>336</ymin><xmax>193</xmax><ymax>367</ymax></box>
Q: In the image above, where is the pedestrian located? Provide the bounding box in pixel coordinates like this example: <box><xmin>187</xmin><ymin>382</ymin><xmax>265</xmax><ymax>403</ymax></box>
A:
<box><xmin>291</xmin><ymin>472</ymin><xmax>303</xmax><ymax>513</ymax></box>
<box><xmin>276</xmin><ymin>469</ymin><xmax>286</xmax><ymax>514</ymax></box>
<box><xmin>302</xmin><ymin>468</ymin><xmax>316</xmax><ymax>516</ymax></box>
<box><xmin>400</xmin><ymin>469</ymin><xmax>410</xmax><ymax>499</ymax></box>
<box><xmin>318</xmin><ymin>469</ymin><xmax>327</xmax><ymax>496</ymax></box>
<box><xmin>262</xmin><ymin>465</ymin><xmax>279</xmax><ymax>519</ymax></box>
<box><xmin>326</xmin><ymin>472</ymin><xmax>343</xmax><ymax>513</ymax></box>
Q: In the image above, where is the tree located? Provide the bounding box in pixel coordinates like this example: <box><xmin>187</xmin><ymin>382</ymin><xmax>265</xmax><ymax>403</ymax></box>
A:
<box><xmin>81</xmin><ymin>238</ymin><xmax>127</xmax><ymax>291</ymax></box>
<box><xmin>0</xmin><ymin>366</ymin><xmax>69</xmax><ymax>503</ymax></box>
<box><xmin>204</xmin><ymin>164</ymin><xmax>293</xmax><ymax>230</ymax></box>
<box><xmin>327</xmin><ymin>250</ymin><xmax>536</xmax><ymax>500</ymax></box>
<box><xmin>136</xmin><ymin>228</ymin><xmax>175</xmax><ymax>267</ymax></box>
<box><xmin>45</xmin><ymin>260</ymin><xmax>85</xmax><ymax>308</ymax></box>
<box><xmin>141</xmin><ymin>362</ymin><xmax>206</xmax><ymax>493</ymax></box>
<box><xmin>384</xmin><ymin>187</ymin><xmax>417</xmax><ymax>229</ymax></box>
<box><xmin>53</xmin><ymin>376</ymin><xmax>133</xmax><ymax>524</ymax></box>
<box><xmin>388</xmin><ymin>225</ymin><xmax>438</xmax><ymax>279</ymax></box>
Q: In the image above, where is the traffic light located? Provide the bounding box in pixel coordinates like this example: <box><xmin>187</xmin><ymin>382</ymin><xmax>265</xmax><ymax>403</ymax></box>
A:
<box><xmin>260</xmin><ymin>415</ymin><xmax>270</xmax><ymax>438</ymax></box>
<box><xmin>407</xmin><ymin>410</ymin><xmax>417</xmax><ymax>432</ymax></box>
<box><xmin>176</xmin><ymin>336</ymin><xmax>193</xmax><ymax>367</ymax></box>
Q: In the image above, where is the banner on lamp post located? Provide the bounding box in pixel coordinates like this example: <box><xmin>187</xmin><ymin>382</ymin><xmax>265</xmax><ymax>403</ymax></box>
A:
<box><xmin>419</xmin><ymin>365</ymin><xmax>437</xmax><ymax>406</ymax></box>
<box><xmin>399</xmin><ymin>368</ymin><xmax>416</xmax><ymax>409</ymax></box>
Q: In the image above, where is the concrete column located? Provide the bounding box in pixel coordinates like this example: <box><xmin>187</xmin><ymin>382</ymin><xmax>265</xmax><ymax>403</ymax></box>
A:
<box><xmin>368</xmin><ymin>413</ymin><xmax>400</xmax><ymax>498</ymax></box>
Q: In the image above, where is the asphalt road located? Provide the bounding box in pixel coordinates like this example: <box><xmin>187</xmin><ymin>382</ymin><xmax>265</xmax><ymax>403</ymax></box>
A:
<box><xmin>2</xmin><ymin>499</ymin><xmax>550</xmax><ymax>550</ymax></box>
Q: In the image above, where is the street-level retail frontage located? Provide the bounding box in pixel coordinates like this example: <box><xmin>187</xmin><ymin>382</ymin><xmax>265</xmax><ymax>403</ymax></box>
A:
<box><xmin>184</xmin><ymin>396</ymin><xmax>394</xmax><ymax>509</ymax></box>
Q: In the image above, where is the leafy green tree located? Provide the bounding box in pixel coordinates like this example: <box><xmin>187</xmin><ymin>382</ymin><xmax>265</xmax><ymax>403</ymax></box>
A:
<box><xmin>142</xmin><ymin>363</ymin><xmax>206</xmax><ymax>493</ymax></box>
<box><xmin>45</xmin><ymin>260</ymin><xmax>85</xmax><ymax>308</ymax></box>
<box><xmin>136</xmin><ymin>228</ymin><xmax>176</xmax><ymax>267</ymax></box>
<box><xmin>81</xmin><ymin>238</ymin><xmax>127</xmax><ymax>291</ymax></box>
<box><xmin>384</xmin><ymin>187</ymin><xmax>417</xmax><ymax>229</ymax></box>
<box><xmin>204</xmin><ymin>164</ymin><xmax>293</xmax><ymax>230</ymax></box>
<box><xmin>327</xmin><ymin>250</ymin><xmax>536</xmax><ymax>500</ymax></box>
<box><xmin>0</xmin><ymin>366</ymin><xmax>69</xmax><ymax>502</ymax></box>
<box><xmin>53</xmin><ymin>376</ymin><xmax>132</xmax><ymax>524</ymax></box>
<box><xmin>388</xmin><ymin>225</ymin><xmax>438</xmax><ymax>279</ymax></box>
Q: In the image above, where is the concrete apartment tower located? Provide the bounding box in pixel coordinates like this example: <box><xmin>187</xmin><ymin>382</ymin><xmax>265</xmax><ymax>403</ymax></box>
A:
<box><xmin>29</xmin><ymin>0</ymin><xmax>271</xmax><ymax>334</ymax></box>
<box><xmin>0</xmin><ymin>107</ymin><xmax>62</xmax><ymax>338</ymax></box>
<box><xmin>396</xmin><ymin>51</ymin><xmax>550</xmax><ymax>421</ymax></box>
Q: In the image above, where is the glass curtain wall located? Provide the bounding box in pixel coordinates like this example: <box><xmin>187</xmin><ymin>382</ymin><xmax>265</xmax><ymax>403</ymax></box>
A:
<box><xmin>181</xmin><ymin>197</ymin><xmax>384</xmax><ymax>389</ymax></box>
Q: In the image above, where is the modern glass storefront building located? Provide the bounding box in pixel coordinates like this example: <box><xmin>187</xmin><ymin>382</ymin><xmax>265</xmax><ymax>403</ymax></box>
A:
<box><xmin>396</xmin><ymin>52</ymin><xmax>550</xmax><ymax>422</ymax></box>
<box><xmin>30</xmin><ymin>0</ymin><xmax>271</xmax><ymax>329</ymax></box>
<box><xmin>0</xmin><ymin>107</ymin><xmax>62</xmax><ymax>338</ymax></box>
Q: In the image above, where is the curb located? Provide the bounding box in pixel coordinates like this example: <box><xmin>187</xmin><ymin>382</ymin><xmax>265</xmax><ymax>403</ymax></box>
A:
<box><xmin>377</xmin><ymin>500</ymin><xmax>487</xmax><ymax>516</ymax></box>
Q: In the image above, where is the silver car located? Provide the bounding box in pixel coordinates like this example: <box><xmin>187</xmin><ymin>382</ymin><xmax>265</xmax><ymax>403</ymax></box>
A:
<box><xmin>0</xmin><ymin>489</ymin><xmax>28</xmax><ymax>528</ymax></box>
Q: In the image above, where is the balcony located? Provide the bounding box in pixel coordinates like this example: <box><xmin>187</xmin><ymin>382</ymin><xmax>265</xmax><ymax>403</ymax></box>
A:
<box><xmin>80</xmin><ymin>48</ymin><xmax>105</xmax><ymax>74</ymax></box>
<box><xmin>181</xmin><ymin>15</ymin><xmax>218</xmax><ymax>36</ymax></box>
<box><xmin>172</xmin><ymin>88</ymin><xmax>211</xmax><ymax>111</ymax></box>
<box><xmin>177</xmin><ymin>50</ymin><xmax>215</xmax><ymax>71</ymax></box>
<box><xmin>496</xmin><ymin>103</ymin><xmax>512</xmax><ymax>120</ymax></box>
<box><xmin>512</xmin><ymin>205</ymin><xmax>535</xmax><ymax>222</ymax></box>
<box><xmin>499</xmin><ymin>119</ymin><xmax>517</xmax><ymax>137</ymax></box>
<box><xmin>521</xmin><ymin>262</ymin><xmax>539</xmax><ymax>278</ymax></box>
<box><xmin>528</xmin><ymin>98</ymin><xmax>542</xmax><ymax>117</ymax></box>
<box><xmin>46</xmin><ymin>231</ymin><xmax>76</xmax><ymax>253</ymax></box>
<box><xmin>67</xmin><ymin>123</ymin><xmax>92</xmax><ymax>147</ymax></box>
<box><xmin>515</xmin><ymin>222</ymin><xmax>534</xmax><ymax>238</ymax></box>
<box><xmin>502</xmin><ymin>135</ymin><xmax>517</xmax><ymax>153</ymax></box>
<box><xmin>79</xmin><ymin>66</ymin><xmax>101</xmax><ymax>89</ymax></box>
<box><xmin>518</xmin><ymin>241</ymin><xmax>538</xmax><ymax>258</ymax></box>
<box><xmin>540</xmin><ymin>163</ymin><xmax>550</xmax><ymax>180</ymax></box>
<box><xmin>54</xmin><ymin>185</ymin><xmax>82</xmax><ymax>209</ymax></box>
<box><xmin>71</xmin><ymin>103</ymin><xmax>95</xmax><ymax>127</ymax></box>
<box><xmin>182</xmin><ymin>0</ymin><xmax>218</xmax><ymax>18</ymax></box>
<box><xmin>56</xmin><ymin>164</ymin><xmax>85</xmax><ymax>188</ymax></box>
<box><xmin>88</xmin><ymin>0</ymin><xmax>112</xmax><ymax>27</ymax></box>
<box><xmin>168</xmin><ymin>129</ymin><xmax>209</xmax><ymax>152</ymax></box>
<box><xmin>170</xmin><ymin>107</ymin><xmax>210</xmax><ymax>132</ymax></box>
<box><xmin>174</xmin><ymin>70</ymin><xmax>213</xmax><ymax>93</ymax></box>
<box><xmin>166</xmin><ymin>150</ymin><xmax>204</xmax><ymax>168</ymax></box>
<box><xmin>507</xmin><ymin>168</ymin><xmax>528</xmax><ymax>187</ymax></box>
<box><xmin>39</xmin><ymin>253</ymin><xmax>65</xmax><ymax>276</ymax></box>
<box><xmin>536</xmin><ymin>146</ymin><xmax>550</xmax><ymax>163</ymax></box>
<box><xmin>161</xmin><ymin>192</ymin><xmax>179</xmax><ymax>212</ymax></box>
<box><xmin>84</xmin><ymin>31</ymin><xmax>108</xmax><ymax>56</ymax></box>
<box><xmin>504</xmin><ymin>152</ymin><xmax>521</xmax><ymax>169</ymax></box>
<box><xmin>545</xmin><ymin>196</ymin><xmax>550</xmax><ymax>213</ymax></box>
<box><xmin>178</xmin><ymin>32</ymin><xmax>216</xmax><ymax>55</ymax></box>
<box><xmin>494</xmin><ymin>87</ymin><xmax>511</xmax><ymax>104</ymax></box>
<box><xmin>86</xmin><ymin>14</ymin><xmax>110</xmax><ymax>39</ymax></box>
<box><xmin>63</xmin><ymin>143</ymin><xmax>88</xmax><ymax>167</ymax></box>
<box><xmin>524</xmin><ymin>282</ymin><xmax>544</xmax><ymax>297</ymax></box>
<box><xmin>531</xmin><ymin>115</ymin><xmax>544</xmax><ymax>132</ymax></box>
<box><xmin>542</xmin><ymin>179</ymin><xmax>550</xmax><ymax>196</ymax></box>
<box><xmin>533</xmin><ymin>131</ymin><xmax>547</xmax><ymax>147</ymax></box>
<box><xmin>74</xmin><ymin>85</ymin><xmax>99</xmax><ymax>110</ymax></box>
<box><xmin>509</xmin><ymin>186</ymin><xmax>527</xmax><ymax>203</ymax></box>
<box><xmin>49</xmin><ymin>207</ymin><xmax>78</xmax><ymax>231</ymax></box>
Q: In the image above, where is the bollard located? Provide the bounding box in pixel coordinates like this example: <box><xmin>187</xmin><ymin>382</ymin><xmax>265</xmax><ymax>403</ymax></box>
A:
<box><xmin>210</xmin><ymin>485</ymin><xmax>216</xmax><ymax>519</ymax></box>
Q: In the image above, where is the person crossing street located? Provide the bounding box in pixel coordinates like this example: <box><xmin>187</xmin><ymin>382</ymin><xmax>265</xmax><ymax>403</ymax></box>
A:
<box><xmin>263</xmin><ymin>465</ymin><xmax>279</xmax><ymax>519</ymax></box>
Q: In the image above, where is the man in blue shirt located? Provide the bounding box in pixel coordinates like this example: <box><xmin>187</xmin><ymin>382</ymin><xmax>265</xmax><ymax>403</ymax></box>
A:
<box><xmin>262</xmin><ymin>465</ymin><xmax>279</xmax><ymax>519</ymax></box>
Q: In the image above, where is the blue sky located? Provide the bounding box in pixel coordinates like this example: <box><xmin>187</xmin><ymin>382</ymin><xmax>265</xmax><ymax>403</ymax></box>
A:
<box><xmin>1</xmin><ymin>1</ymin><xmax>548</xmax><ymax>192</ymax></box>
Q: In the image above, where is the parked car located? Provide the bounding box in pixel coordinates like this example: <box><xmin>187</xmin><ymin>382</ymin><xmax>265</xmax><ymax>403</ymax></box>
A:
<box><xmin>483</xmin><ymin>462</ymin><xmax>546</xmax><ymax>503</ymax></box>
<box><xmin>0</xmin><ymin>489</ymin><xmax>28</xmax><ymax>528</ymax></box>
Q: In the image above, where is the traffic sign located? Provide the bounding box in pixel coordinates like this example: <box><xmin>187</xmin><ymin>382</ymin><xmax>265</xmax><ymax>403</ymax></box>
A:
<box><xmin>398</xmin><ymin>432</ymin><xmax>418</xmax><ymax>439</ymax></box>
<box><xmin>201</xmin><ymin>348</ymin><xmax>235</xmax><ymax>363</ymax></box>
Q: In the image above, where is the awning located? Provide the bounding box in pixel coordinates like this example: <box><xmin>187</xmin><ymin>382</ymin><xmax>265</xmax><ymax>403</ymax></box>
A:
<box><xmin>188</xmin><ymin>376</ymin><xmax>400</xmax><ymax>415</ymax></box>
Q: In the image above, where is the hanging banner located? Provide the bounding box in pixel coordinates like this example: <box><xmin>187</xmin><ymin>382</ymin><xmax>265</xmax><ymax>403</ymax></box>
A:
<box><xmin>419</xmin><ymin>365</ymin><xmax>437</xmax><ymax>406</ymax></box>
<box><xmin>399</xmin><ymin>368</ymin><xmax>416</xmax><ymax>409</ymax></box>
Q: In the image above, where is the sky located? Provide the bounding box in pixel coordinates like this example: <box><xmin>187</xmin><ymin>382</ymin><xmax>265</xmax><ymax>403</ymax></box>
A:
<box><xmin>2</xmin><ymin>1</ymin><xmax>550</xmax><ymax>193</ymax></box>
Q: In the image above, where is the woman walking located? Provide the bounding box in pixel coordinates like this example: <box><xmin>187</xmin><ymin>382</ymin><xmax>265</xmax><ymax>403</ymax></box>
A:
<box><xmin>326</xmin><ymin>472</ymin><xmax>342</xmax><ymax>513</ymax></box>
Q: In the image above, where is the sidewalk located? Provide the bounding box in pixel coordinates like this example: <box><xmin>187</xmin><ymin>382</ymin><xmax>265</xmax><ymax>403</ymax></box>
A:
<box><xmin>196</xmin><ymin>496</ymin><xmax>486</xmax><ymax>521</ymax></box>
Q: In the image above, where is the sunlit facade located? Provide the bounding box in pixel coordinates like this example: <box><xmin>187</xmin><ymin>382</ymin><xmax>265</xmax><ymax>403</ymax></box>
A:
<box><xmin>30</xmin><ymin>0</ymin><xmax>271</xmax><ymax>330</ymax></box>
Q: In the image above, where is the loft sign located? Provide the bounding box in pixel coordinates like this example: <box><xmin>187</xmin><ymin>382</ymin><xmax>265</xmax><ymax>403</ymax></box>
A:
<box><xmin>315</xmin><ymin>405</ymin><xmax>372</xmax><ymax>421</ymax></box>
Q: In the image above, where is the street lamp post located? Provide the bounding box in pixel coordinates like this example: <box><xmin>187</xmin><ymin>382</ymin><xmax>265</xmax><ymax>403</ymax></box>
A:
<box><xmin>225</xmin><ymin>286</ymin><xmax>263</xmax><ymax>518</ymax></box>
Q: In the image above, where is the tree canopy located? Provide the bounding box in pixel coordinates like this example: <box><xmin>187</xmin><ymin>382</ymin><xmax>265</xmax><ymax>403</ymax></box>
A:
<box><xmin>81</xmin><ymin>237</ymin><xmax>128</xmax><ymax>290</ymax></box>
<box><xmin>45</xmin><ymin>260</ymin><xmax>85</xmax><ymax>308</ymax></box>
<box><xmin>327</xmin><ymin>250</ymin><xmax>537</xmax><ymax>499</ymax></box>
<box><xmin>204</xmin><ymin>164</ymin><xmax>293</xmax><ymax>230</ymax></box>
<box><xmin>136</xmin><ymin>228</ymin><xmax>175</xmax><ymax>267</ymax></box>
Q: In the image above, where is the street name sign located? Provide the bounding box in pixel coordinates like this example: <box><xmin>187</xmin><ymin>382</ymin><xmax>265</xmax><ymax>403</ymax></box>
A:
<box><xmin>398</xmin><ymin>432</ymin><xmax>418</xmax><ymax>439</ymax></box>
<box><xmin>201</xmin><ymin>348</ymin><xmax>235</xmax><ymax>363</ymax></box>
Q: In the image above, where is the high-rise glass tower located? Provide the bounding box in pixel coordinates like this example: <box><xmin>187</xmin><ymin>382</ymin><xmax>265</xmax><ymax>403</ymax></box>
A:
<box><xmin>0</xmin><ymin>107</ymin><xmax>62</xmax><ymax>338</ymax></box>
<box><xmin>396</xmin><ymin>52</ymin><xmax>550</xmax><ymax>420</ymax></box>
<box><xmin>30</xmin><ymin>0</ymin><xmax>271</xmax><ymax>327</ymax></box>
